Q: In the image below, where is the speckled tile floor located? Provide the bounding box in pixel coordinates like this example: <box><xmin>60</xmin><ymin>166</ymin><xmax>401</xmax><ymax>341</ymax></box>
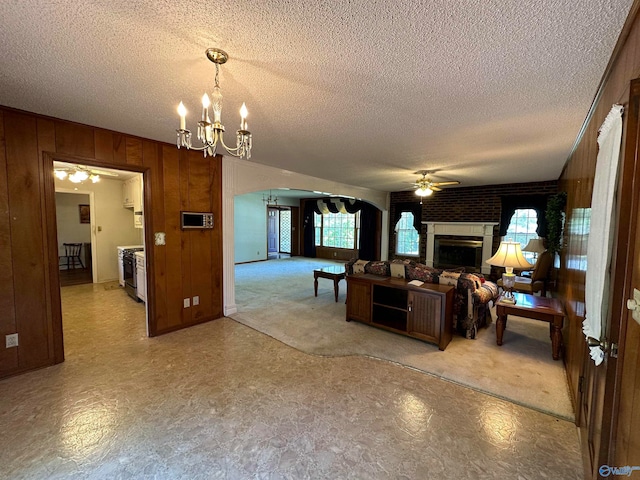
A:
<box><xmin>0</xmin><ymin>283</ymin><xmax>584</xmax><ymax>479</ymax></box>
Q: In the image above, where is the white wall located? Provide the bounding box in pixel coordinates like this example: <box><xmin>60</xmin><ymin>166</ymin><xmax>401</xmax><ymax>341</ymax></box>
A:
<box><xmin>55</xmin><ymin>193</ymin><xmax>91</xmax><ymax>257</ymax></box>
<box><xmin>234</xmin><ymin>193</ymin><xmax>267</xmax><ymax>263</ymax></box>
<box><xmin>55</xmin><ymin>176</ymin><xmax>143</xmax><ymax>283</ymax></box>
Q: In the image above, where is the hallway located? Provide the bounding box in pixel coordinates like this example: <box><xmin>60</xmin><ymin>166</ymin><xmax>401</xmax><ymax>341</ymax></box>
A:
<box><xmin>0</xmin><ymin>282</ymin><xmax>583</xmax><ymax>479</ymax></box>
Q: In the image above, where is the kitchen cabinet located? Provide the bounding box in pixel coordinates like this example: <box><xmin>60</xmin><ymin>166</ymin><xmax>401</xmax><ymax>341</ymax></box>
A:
<box><xmin>135</xmin><ymin>251</ymin><xmax>146</xmax><ymax>302</ymax></box>
<box><xmin>122</xmin><ymin>175</ymin><xmax>144</xmax><ymax>228</ymax></box>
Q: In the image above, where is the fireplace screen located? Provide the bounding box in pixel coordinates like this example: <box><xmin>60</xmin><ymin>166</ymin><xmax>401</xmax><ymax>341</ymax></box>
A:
<box><xmin>434</xmin><ymin>238</ymin><xmax>483</xmax><ymax>272</ymax></box>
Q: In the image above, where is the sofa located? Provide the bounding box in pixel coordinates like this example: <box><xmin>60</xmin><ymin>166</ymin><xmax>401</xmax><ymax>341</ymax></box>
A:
<box><xmin>345</xmin><ymin>258</ymin><xmax>499</xmax><ymax>339</ymax></box>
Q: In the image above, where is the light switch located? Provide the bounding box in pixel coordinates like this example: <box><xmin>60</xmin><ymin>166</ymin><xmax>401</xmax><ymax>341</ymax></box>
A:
<box><xmin>155</xmin><ymin>232</ymin><xmax>166</xmax><ymax>246</ymax></box>
<box><xmin>183</xmin><ymin>298</ymin><xmax>190</xmax><ymax>308</ymax></box>
<box><xmin>193</xmin><ymin>296</ymin><xmax>200</xmax><ymax>306</ymax></box>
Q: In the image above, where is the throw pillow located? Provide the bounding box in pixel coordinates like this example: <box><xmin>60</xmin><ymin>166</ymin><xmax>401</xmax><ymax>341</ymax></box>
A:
<box><xmin>352</xmin><ymin>260</ymin><xmax>369</xmax><ymax>274</ymax></box>
<box><xmin>390</xmin><ymin>263</ymin><xmax>405</xmax><ymax>279</ymax></box>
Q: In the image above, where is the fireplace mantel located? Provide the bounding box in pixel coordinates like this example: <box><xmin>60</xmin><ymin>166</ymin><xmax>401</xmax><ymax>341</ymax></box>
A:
<box><xmin>421</xmin><ymin>222</ymin><xmax>499</xmax><ymax>274</ymax></box>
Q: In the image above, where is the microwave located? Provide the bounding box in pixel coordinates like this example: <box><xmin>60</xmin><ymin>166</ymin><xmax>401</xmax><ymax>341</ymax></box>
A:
<box><xmin>181</xmin><ymin>211</ymin><xmax>214</xmax><ymax>229</ymax></box>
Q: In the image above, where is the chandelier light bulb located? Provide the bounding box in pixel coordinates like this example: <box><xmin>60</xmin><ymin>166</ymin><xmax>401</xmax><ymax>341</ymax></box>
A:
<box><xmin>201</xmin><ymin>93</ymin><xmax>211</xmax><ymax>122</ymax></box>
<box><xmin>240</xmin><ymin>103</ymin><xmax>248</xmax><ymax>130</ymax></box>
<box><xmin>54</xmin><ymin>170</ymin><xmax>67</xmax><ymax>180</ymax></box>
<box><xmin>178</xmin><ymin>102</ymin><xmax>187</xmax><ymax>130</ymax></box>
<box><xmin>90</xmin><ymin>174</ymin><xmax>100</xmax><ymax>183</ymax></box>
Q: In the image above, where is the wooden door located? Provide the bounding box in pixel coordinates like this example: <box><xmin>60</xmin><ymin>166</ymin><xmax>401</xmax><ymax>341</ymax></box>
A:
<box><xmin>267</xmin><ymin>208</ymin><xmax>278</xmax><ymax>253</ymax></box>
<box><xmin>611</xmin><ymin>79</ymin><xmax>640</xmax><ymax>469</ymax></box>
<box><xmin>582</xmin><ymin>78</ymin><xmax>640</xmax><ymax>477</ymax></box>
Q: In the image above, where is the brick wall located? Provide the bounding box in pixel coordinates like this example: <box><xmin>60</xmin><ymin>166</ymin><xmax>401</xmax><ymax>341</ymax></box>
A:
<box><xmin>389</xmin><ymin>180</ymin><xmax>558</xmax><ymax>264</ymax></box>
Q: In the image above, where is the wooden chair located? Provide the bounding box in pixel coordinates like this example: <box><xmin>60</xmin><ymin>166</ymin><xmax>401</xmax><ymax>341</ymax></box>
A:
<box><xmin>60</xmin><ymin>243</ymin><xmax>84</xmax><ymax>270</ymax></box>
<box><xmin>498</xmin><ymin>250</ymin><xmax>553</xmax><ymax>296</ymax></box>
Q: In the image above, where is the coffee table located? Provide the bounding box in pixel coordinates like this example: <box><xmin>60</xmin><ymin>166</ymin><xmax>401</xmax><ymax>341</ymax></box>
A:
<box><xmin>313</xmin><ymin>265</ymin><xmax>346</xmax><ymax>302</ymax></box>
<box><xmin>495</xmin><ymin>292</ymin><xmax>565</xmax><ymax>360</ymax></box>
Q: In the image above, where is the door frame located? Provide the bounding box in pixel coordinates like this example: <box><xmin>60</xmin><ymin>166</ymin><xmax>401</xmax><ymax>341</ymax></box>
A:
<box><xmin>42</xmin><ymin>151</ymin><xmax>152</xmax><ymax>363</ymax></box>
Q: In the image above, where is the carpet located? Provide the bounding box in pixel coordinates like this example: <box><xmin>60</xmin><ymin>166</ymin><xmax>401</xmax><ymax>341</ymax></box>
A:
<box><xmin>230</xmin><ymin>257</ymin><xmax>574</xmax><ymax>421</ymax></box>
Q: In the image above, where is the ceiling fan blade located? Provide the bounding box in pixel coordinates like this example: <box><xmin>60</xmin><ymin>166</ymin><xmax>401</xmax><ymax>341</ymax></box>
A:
<box><xmin>430</xmin><ymin>186</ymin><xmax>442</xmax><ymax>192</ymax></box>
<box><xmin>431</xmin><ymin>181</ymin><xmax>460</xmax><ymax>187</ymax></box>
<box><xmin>88</xmin><ymin>169</ymin><xmax>119</xmax><ymax>177</ymax></box>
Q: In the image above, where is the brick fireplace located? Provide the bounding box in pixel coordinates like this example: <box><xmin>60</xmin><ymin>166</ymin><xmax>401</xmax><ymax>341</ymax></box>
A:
<box><xmin>423</xmin><ymin>222</ymin><xmax>498</xmax><ymax>275</ymax></box>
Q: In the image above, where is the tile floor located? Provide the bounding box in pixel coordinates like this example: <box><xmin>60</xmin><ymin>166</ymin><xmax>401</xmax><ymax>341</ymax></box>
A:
<box><xmin>0</xmin><ymin>283</ymin><xmax>584</xmax><ymax>479</ymax></box>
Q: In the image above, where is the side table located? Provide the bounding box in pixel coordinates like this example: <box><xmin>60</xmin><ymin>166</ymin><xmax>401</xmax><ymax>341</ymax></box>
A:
<box><xmin>314</xmin><ymin>265</ymin><xmax>346</xmax><ymax>302</ymax></box>
<box><xmin>495</xmin><ymin>292</ymin><xmax>565</xmax><ymax>360</ymax></box>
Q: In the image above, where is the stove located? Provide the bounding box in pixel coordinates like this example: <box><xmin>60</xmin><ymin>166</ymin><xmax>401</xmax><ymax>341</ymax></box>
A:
<box><xmin>123</xmin><ymin>247</ymin><xmax>144</xmax><ymax>301</ymax></box>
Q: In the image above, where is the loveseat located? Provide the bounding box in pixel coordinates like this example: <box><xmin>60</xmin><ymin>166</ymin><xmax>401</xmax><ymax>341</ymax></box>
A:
<box><xmin>345</xmin><ymin>258</ymin><xmax>499</xmax><ymax>339</ymax></box>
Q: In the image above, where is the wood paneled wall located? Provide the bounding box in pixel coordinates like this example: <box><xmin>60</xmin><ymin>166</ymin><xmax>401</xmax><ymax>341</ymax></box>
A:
<box><xmin>0</xmin><ymin>107</ymin><xmax>223</xmax><ymax>379</ymax></box>
<box><xmin>558</xmin><ymin>2</ymin><xmax>640</xmax><ymax>472</ymax></box>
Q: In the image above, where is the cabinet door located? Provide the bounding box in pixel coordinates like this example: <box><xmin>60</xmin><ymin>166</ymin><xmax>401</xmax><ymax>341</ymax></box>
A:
<box><xmin>407</xmin><ymin>291</ymin><xmax>441</xmax><ymax>343</ymax></box>
<box><xmin>133</xmin><ymin>175</ymin><xmax>143</xmax><ymax>213</ymax></box>
<box><xmin>123</xmin><ymin>178</ymin><xmax>133</xmax><ymax>207</ymax></box>
<box><xmin>346</xmin><ymin>278</ymin><xmax>371</xmax><ymax>323</ymax></box>
<box><xmin>136</xmin><ymin>263</ymin><xmax>146</xmax><ymax>301</ymax></box>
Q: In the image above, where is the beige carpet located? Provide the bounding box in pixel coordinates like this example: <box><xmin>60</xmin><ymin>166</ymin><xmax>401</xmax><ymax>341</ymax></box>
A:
<box><xmin>230</xmin><ymin>257</ymin><xmax>574</xmax><ymax>421</ymax></box>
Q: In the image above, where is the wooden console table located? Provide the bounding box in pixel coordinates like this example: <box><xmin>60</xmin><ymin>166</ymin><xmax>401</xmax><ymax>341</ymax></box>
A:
<box><xmin>495</xmin><ymin>292</ymin><xmax>565</xmax><ymax>360</ymax></box>
<box><xmin>314</xmin><ymin>265</ymin><xmax>346</xmax><ymax>302</ymax></box>
<box><xmin>346</xmin><ymin>274</ymin><xmax>454</xmax><ymax>350</ymax></box>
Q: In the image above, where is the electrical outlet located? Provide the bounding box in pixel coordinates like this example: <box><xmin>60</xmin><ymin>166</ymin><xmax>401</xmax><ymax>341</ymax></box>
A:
<box><xmin>193</xmin><ymin>296</ymin><xmax>200</xmax><ymax>306</ymax></box>
<box><xmin>183</xmin><ymin>298</ymin><xmax>190</xmax><ymax>308</ymax></box>
<box><xmin>334</xmin><ymin>252</ymin><xmax>337</xmax><ymax>257</ymax></box>
<box><xmin>6</xmin><ymin>333</ymin><xmax>18</xmax><ymax>348</ymax></box>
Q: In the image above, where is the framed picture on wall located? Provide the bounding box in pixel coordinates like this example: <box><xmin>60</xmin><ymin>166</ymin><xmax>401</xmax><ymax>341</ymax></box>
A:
<box><xmin>79</xmin><ymin>204</ymin><xmax>90</xmax><ymax>224</ymax></box>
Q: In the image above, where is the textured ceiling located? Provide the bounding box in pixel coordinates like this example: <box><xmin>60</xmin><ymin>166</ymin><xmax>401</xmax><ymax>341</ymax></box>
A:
<box><xmin>0</xmin><ymin>1</ymin><xmax>634</xmax><ymax>193</ymax></box>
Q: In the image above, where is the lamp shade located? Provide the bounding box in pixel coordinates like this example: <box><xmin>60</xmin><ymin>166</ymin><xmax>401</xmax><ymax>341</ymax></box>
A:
<box><xmin>522</xmin><ymin>238</ymin><xmax>546</xmax><ymax>254</ymax></box>
<box><xmin>486</xmin><ymin>241</ymin><xmax>534</xmax><ymax>270</ymax></box>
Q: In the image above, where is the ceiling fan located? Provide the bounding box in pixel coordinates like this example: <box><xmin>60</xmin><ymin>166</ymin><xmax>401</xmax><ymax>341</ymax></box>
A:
<box><xmin>53</xmin><ymin>164</ymin><xmax>119</xmax><ymax>184</ymax></box>
<box><xmin>412</xmin><ymin>171</ymin><xmax>460</xmax><ymax>198</ymax></box>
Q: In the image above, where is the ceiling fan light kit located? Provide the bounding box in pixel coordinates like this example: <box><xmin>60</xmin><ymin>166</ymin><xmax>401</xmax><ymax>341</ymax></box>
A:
<box><xmin>413</xmin><ymin>171</ymin><xmax>459</xmax><ymax>199</ymax></box>
<box><xmin>53</xmin><ymin>165</ymin><xmax>110</xmax><ymax>184</ymax></box>
<box><xmin>176</xmin><ymin>48</ymin><xmax>252</xmax><ymax>159</ymax></box>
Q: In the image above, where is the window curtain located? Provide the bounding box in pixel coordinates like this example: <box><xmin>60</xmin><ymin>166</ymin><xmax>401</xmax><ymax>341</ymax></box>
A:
<box><xmin>584</xmin><ymin>104</ymin><xmax>624</xmax><ymax>366</ymax></box>
<box><xmin>302</xmin><ymin>200</ymin><xmax>317</xmax><ymax>258</ymax></box>
<box><xmin>392</xmin><ymin>202</ymin><xmax>422</xmax><ymax>232</ymax></box>
<box><xmin>306</xmin><ymin>197</ymin><xmax>380</xmax><ymax>260</ymax></box>
<box><xmin>499</xmin><ymin>194</ymin><xmax>550</xmax><ymax>237</ymax></box>
<box><xmin>358</xmin><ymin>202</ymin><xmax>378</xmax><ymax>260</ymax></box>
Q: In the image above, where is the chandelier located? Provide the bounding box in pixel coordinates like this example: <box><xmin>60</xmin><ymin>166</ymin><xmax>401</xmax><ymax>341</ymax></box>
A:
<box><xmin>262</xmin><ymin>190</ymin><xmax>279</xmax><ymax>205</ymax></box>
<box><xmin>176</xmin><ymin>48</ymin><xmax>252</xmax><ymax>159</ymax></box>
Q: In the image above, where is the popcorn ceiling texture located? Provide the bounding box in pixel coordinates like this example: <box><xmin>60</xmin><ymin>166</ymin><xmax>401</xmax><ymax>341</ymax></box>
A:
<box><xmin>0</xmin><ymin>1</ymin><xmax>633</xmax><ymax>191</ymax></box>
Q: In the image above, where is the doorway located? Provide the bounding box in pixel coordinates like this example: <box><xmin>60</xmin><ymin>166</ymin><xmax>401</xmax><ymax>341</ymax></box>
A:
<box><xmin>52</xmin><ymin>160</ymin><xmax>148</xmax><ymax>335</ymax></box>
<box><xmin>267</xmin><ymin>206</ymin><xmax>295</xmax><ymax>259</ymax></box>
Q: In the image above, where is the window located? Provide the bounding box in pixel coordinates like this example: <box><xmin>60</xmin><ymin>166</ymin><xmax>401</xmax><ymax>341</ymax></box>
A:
<box><xmin>314</xmin><ymin>211</ymin><xmax>360</xmax><ymax>249</ymax></box>
<box><xmin>395</xmin><ymin>212</ymin><xmax>419</xmax><ymax>256</ymax></box>
<box><xmin>505</xmin><ymin>208</ymin><xmax>539</xmax><ymax>263</ymax></box>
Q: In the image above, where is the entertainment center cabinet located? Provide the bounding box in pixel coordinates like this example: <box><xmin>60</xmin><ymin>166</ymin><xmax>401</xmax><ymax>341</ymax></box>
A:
<box><xmin>346</xmin><ymin>273</ymin><xmax>454</xmax><ymax>350</ymax></box>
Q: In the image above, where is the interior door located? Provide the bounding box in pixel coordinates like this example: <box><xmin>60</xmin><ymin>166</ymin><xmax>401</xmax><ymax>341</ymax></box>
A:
<box><xmin>267</xmin><ymin>208</ymin><xmax>278</xmax><ymax>253</ymax></box>
<box><xmin>581</xmin><ymin>78</ymin><xmax>640</xmax><ymax>478</ymax></box>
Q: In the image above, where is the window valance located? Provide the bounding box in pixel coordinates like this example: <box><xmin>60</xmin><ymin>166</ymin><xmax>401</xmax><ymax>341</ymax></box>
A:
<box><xmin>499</xmin><ymin>194</ymin><xmax>550</xmax><ymax>237</ymax></box>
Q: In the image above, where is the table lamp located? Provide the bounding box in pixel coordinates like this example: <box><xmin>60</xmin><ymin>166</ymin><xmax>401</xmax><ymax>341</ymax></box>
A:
<box><xmin>522</xmin><ymin>237</ymin><xmax>546</xmax><ymax>263</ymax></box>
<box><xmin>486</xmin><ymin>240</ymin><xmax>534</xmax><ymax>304</ymax></box>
